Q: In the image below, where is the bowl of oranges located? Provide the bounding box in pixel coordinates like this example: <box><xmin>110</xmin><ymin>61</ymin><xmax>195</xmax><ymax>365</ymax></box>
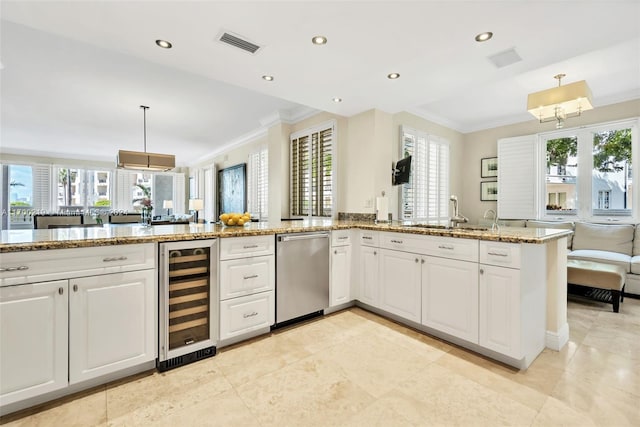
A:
<box><xmin>219</xmin><ymin>212</ymin><xmax>252</xmax><ymax>227</ymax></box>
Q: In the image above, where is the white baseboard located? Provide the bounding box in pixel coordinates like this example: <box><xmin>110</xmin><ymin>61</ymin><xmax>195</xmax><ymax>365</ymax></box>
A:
<box><xmin>545</xmin><ymin>322</ymin><xmax>569</xmax><ymax>351</ymax></box>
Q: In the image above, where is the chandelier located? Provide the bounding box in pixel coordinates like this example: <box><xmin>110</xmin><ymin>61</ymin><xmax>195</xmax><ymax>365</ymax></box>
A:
<box><xmin>527</xmin><ymin>74</ymin><xmax>593</xmax><ymax>128</ymax></box>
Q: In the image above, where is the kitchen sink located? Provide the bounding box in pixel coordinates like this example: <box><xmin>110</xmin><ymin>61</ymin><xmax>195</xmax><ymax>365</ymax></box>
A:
<box><xmin>406</xmin><ymin>224</ymin><xmax>489</xmax><ymax>232</ymax></box>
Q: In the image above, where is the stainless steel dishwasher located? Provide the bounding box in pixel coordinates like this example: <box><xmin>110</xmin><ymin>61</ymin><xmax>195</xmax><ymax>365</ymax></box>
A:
<box><xmin>276</xmin><ymin>232</ymin><xmax>330</xmax><ymax>325</ymax></box>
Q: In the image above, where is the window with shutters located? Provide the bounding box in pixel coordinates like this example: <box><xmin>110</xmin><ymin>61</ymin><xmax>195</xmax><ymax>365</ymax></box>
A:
<box><xmin>400</xmin><ymin>126</ymin><xmax>450</xmax><ymax>223</ymax></box>
<box><xmin>290</xmin><ymin>121</ymin><xmax>334</xmax><ymax>217</ymax></box>
<box><xmin>247</xmin><ymin>147</ymin><xmax>268</xmax><ymax>220</ymax></box>
<box><xmin>55</xmin><ymin>167</ymin><xmax>113</xmax><ymax>209</ymax></box>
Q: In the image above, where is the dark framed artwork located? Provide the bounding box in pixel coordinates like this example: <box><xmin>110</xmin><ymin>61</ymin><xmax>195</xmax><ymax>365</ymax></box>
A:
<box><xmin>480</xmin><ymin>181</ymin><xmax>498</xmax><ymax>201</ymax></box>
<box><xmin>217</xmin><ymin>163</ymin><xmax>246</xmax><ymax>216</ymax></box>
<box><xmin>481</xmin><ymin>157</ymin><xmax>498</xmax><ymax>178</ymax></box>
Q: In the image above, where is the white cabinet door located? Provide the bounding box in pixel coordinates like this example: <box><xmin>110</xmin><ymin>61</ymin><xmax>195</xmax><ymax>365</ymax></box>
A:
<box><xmin>330</xmin><ymin>245</ymin><xmax>352</xmax><ymax>306</ymax></box>
<box><xmin>219</xmin><ymin>291</ymin><xmax>274</xmax><ymax>341</ymax></box>
<box><xmin>479</xmin><ymin>264</ymin><xmax>521</xmax><ymax>358</ymax></box>
<box><xmin>379</xmin><ymin>249</ymin><xmax>421</xmax><ymax>323</ymax></box>
<box><xmin>0</xmin><ymin>280</ymin><xmax>68</xmax><ymax>406</ymax></box>
<box><xmin>358</xmin><ymin>246</ymin><xmax>379</xmax><ymax>307</ymax></box>
<box><xmin>422</xmin><ymin>256</ymin><xmax>479</xmax><ymax>343</ymax></box>
<box><xmin>220</xmin><ymin>255</ymin><xmax>275</xmax><ymax>301</ymax></box>
<box><xmin>69</xmin><ymin>270</ymin><xmax>156</xmax><ymax>384</ymax></box>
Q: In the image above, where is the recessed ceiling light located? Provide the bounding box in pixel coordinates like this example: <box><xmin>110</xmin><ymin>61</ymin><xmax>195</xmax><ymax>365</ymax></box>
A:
<box><xmin>262</xmin><ymin>75</ymin><xmax>274</xmax><ymax>81</ymax></box>
<box><xmin>387</xmin><ymin>73</ymin><xmax>400</xmax><ymax>80</ymax></box>
<box><xmin>474</xmin><ymin>32</ymin><xmax>493</xmax><ymax>42</ymax></box>
<box><xmin>333</xmin><ymin>97</ymin><xmax>342</xmax><ymax>103</ymax></box>
<box><xmin>155</xmin><ymin>39</ymin><xmax>172</xmax><ymax>49</ymax></box>
<box><xmin>312</xmin><ymin>36</ymin><xmax>327</xmax><ymax>45</ymax></box>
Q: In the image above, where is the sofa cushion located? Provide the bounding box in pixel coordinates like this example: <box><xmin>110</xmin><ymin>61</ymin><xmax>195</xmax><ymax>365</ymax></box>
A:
<box><xmin>631</xmin><ymin>256</ymin><xmax>640</xmax><ymax>275</ymax></box>
<box><xmin>571</xmin><ymin>222</ymin><xmax>635</xmax><ymax>255</ymax></box>
<box><xmin>568</xmin><ymin>250</ymin><xmax>631</xmax><ymax>273</ymax></box>
<box><xmin>526</xmin><ymin>220</ymin><xmax>574</xmax><ymax>249</ymax></box>
<box><xmin>634</xmin><ymin>225</ymin><xmax>640</xmax><ymax>256</ymax></box>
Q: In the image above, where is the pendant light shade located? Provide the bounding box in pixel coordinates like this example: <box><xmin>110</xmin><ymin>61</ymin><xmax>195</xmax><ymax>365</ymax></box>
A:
<box><xmin>117</xmin><ymin>105</ymin><xmax>175</xmax><ymax>171</ymax></box>
<box><xmin>527</xmin><ymin>74</ymin><xmax>593</xmax><ymax>129</ymax></box>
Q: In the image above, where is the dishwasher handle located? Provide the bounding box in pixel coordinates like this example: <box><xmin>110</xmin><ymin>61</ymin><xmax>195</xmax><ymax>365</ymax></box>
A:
<box><xmin>278</xmin><ymin>233</ymin><xmax>329</xmax><ymax>242</ymax></box>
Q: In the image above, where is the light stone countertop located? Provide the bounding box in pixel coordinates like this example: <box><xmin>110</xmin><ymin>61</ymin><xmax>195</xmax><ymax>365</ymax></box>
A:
<box><xmin>0</xmin><ymin>220</ymin><xmax>572</xmax><ymax>253</ymax></box>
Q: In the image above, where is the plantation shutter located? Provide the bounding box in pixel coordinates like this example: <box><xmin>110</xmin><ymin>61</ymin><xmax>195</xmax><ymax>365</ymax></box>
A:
<box><xmin>497</xmin><ymin>135</ymin><xmax>539</xmax><ymax>219</ymax></box>
<box><xmin>248</xmin><ymin>148</ymin><xmax>268</xmax><ymax>220</ymax></box>
<box><xmin>203</xmin><ymin>167</ymin><xmax>215</xmax><ymax>221</ymax></box>
<box><xmin>400</xmin><ymin>126</ymin><xmax>450</xmax><ymax>222</ymax></box>
<box><xmin>290</xmin><ymin>122</ymin><xmax>334</xmax><ymax>217</ymax></box>
<box><xmin>115</xmin><ymin>169</ymin><xmax>135</xmax><ymax>211</ymax></box>
<box><xmin>173</xmin><ymin>172</ymin><xmax>186</xmax><ymax>216</ymax></box>
<box><xmin>32</xmin><ymin>165</ymin><xmax>53</xmax><ymax>211</ymax></box>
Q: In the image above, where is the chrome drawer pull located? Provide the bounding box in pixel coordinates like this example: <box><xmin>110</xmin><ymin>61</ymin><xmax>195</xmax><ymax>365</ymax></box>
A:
<box><xmin>390</xmin><ymin>239</ymin><xmax>403</xmax><ymax>244</ymax></box>
<box><xmin>438</xmin><ymin>245</ymin><xmax>454</xmax><ymax>250</ymax></box>
<box><xmin>338</xmin><ymin>236</ymin><xmax>348</xmax><ymax>240</ymax></box>
<box><xmin>243</xmin><ymin>244</ymin><xmax>259</xmax><ymax>249</ymax></box>
<box><xmin>0</xmin><ymin>265</ymin><xmax>29</xmax><ymax>272</ymax></box>
<box><xmin>243</xmin><ymin>311</ymin><xmax>258</xmax><ymax>318</ymax></box>
<box><xmin>362</xmin><ymin>236</ymin><xmax>372</xmax><ymax>240</ymax></box>
<box><xmin>103</xmin><ymin>256</ymin><xmax>128</xmax><ymax>262</ymax></box>
<box><xmin>243</xmin><ymin>274</ymin><xmax>258</xmax><ymax>280</ymax></box>
<box><xmin>487</xmin><ymin>252</ymin><xmax>508</xmax><ymax>257</ymax></box>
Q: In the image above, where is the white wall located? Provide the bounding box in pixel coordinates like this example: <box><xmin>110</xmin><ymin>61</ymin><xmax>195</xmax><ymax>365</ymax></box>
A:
<box><xmin>462</xmin><ymin>99</ymin><xmax>640</xmax><ymax>223</ymax></box>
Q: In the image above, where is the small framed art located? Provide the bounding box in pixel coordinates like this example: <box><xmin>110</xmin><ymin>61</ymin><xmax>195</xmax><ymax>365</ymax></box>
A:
<box><xmin>480</xmin><ymin>181</ymin><xmax>498</xmax><ymax>201</ymax></box>
<box><xmin>481</xmin><ymin>157</ymin><xmax>498</xmax><ymax>178</ymax></box>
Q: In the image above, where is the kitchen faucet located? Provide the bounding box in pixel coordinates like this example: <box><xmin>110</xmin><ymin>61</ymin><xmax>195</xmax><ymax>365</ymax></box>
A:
<box><xmin>449</xmin><ymin>195</ymin><xmax>468</xmax><ymax>228</ymax></box>
<box><xmin>483</xmin><ymin>209</ymin><xmax>500</xmax><ymax>232</ymax></box>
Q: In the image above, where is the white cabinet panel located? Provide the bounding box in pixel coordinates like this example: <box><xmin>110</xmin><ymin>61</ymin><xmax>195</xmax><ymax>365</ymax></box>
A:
<box><xmin>331</xmin><ymin>229</ymin><xmax>352</xmax><ymax>246</ymax></box>
<box><xmin>0</xmin><ymin>281</ymin><xmax>68</xmax><ymax>406</ymax></box>
<box><xmin>220</xmin><ymin>291</ymin><xmax>274</xmax><ymax>341</ymax></box>
<box><xmin>379</xmin><ymin>249</ymin><xmax>421</xmax><ymax>323</ymax></box>
<box><xmin>69</xmin><ymin>270</ymin><xmax>156</xmax><ymax>384</ymax></box>
<box><xmin>358</xmin><ymin>230</ymin><xmax>379</xmax><ymax>247</ymax></box>
<box><xmin>358</xmin><ymin>246</ymin><xmax>379</xmax><ymax>307</ymax></box>
<box><xmin>220</xmin><ymin>255</ymin><xmax>274</xmax><ymax>300</ymax></box>
<box><xmin>422</xmin><ymin>256</ymin><xmax>479</xmax><ymax>343</ymax></box>
<box><xmin>330</xmin><ymin>245</ymin><xmax>351</xmax><ymax>306</ymax></box>
<box><xmin>220</xmin><ymin>235</ymin><xmax>274</xmax><ymax>260</ymax></box>
<box><xmin>479</xmin><ymin>264</ymin><xmax>521</xmax><ymax>358</ymax></box>
<box><xmin>480</xmin><ymin>241</ymin><xmax>521</xmax><ymax>269</ymax></box>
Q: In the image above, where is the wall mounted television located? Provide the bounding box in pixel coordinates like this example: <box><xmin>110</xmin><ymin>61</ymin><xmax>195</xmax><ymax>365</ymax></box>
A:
<box><xmin>392</xmin><ymin>155</ymin><xmax>412</xmax><ymax>185</ymax></box>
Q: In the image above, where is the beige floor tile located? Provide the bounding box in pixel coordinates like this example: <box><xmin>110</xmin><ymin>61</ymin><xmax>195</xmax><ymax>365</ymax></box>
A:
<box><xmin>551</xmin><ymin>370</ymin><xmax>640</xmax><ymax>426</ymax></box>
<box><xmin>0</xmin><ymin>386</ymin><xmax>106</xmax><ymax>427</ymax></box>
<box><xmin>435</xmin><ymin>350</ymin><xmax>549</xmax><ymax>412</ymax></box>
<box><xmin>565</xmin><ymin>344</ymin><xmax>640</xmax><ymax>397</ymax></box>
<box><xmin>390</xmin><ymin>363</ymin><xmax>538</xmax><ymax>426</ymax></box>
<box><xmin>531</xmin><ymin>396</ymin><xmax>597</xmax><ymax>427</ymax></box>
<box><xmin>216</xmin><ymin>333</ymin><xmax>312</xmax><ymax>388</ymax></box>
<box><xmin>234</xmin><ymin>354</ymin><xmax>374</xmax><ymax>426</ymax></box>
<box><xmin>274</xmin><ymin>314</ymin><xmax>367</xmax><ymax>354</ymax></box>
<box><xmin>581</xmin><ymin>323</ymin><xmax>640</xmax><ymax>361</ymax></box>
<box><xmin>342</xmin><ymin>395</ymin><xmax>418</xmax><ymax>427</ymax></box>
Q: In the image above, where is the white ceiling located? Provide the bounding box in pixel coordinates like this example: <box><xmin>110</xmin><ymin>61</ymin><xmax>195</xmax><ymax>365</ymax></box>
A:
<box><xmin>1</xmin><ymin>1</ymin><xmax>639</xmax><ymax>167</ymax></box>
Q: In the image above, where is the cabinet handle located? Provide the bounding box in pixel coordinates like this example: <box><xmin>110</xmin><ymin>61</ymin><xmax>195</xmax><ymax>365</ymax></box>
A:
<box><xmin>415</xmin><ymin>258</ymin><xmax>419</xmax><ymax>263</ymax></box>
<box><xmin>243</xmin><ymin>311</ymin><xmax>258</xmax><ymax>318</ymax></box>
<box><xmin>58</xmin><ymin>287</ymin><xmax>64</xmax><ymax>295</ymax></box>
<box><xmin>73</xmin><ymin>284</ymin><xmax>78</xmax><ymax>292</ymax></box>
<box><xmin>421</xmin><ymin>259</ymin><xmax>425</xmax><ymax>264</ymax></box>
<box><xmin>337</xmin><ymin>236</ymin><xmax>348</xmax><ymax>240</ymax></box>
<box><xmin>362</xmin><ymin>236</ymin><xmax>372</xmax><ymax>240</ymax></box>
<box><xmin>480</xmin><ymin>268</ymin><xmax>485</xmax><ymax>274</ymax></box>
<box><xmin>243</xmin><ymin>274</ymin><xmax>258</xmax><ymax>280</ymax></box>
<box><xmin>438</xmin><ymin>245</ymin><xmax>454</xmax><ymax>250</ymax></box>
<box><xmin>391</xmin><ymin>239</ymin><xmax>403</xmax><ymax>244</ymax></box>
<box><xmin>487</xmin><ymin>252</ymin><xmax>508</xmax><ymax>257</ymax></box>
<box><xmin>373</xmin><ymin>251</ymin><xmax>377</xmax><ymax>255</ymax></box>
<box><xmin>103</xmin><ymin>256</ymin><xmax>128</xmax><ymax>262</ymax></box>
<box><xmin>0</xmin><ymin>265</ymin><xmax>29</xmax><ymax>272</ymax></box>
<box><xmin>184</xmin><ymin>338</ymin><xmax>195</xmax><ymax>345</ymax></box>
<box><xmin>243</xmin><ymin>245</ymin><xmax>259</xmax><ymax>249</ymax></box>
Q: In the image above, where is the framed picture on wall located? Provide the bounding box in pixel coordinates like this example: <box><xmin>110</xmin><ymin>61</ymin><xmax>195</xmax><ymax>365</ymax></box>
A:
<box><xmin>481</xmin><ymin>157</ymin><xmax>498</xmax><ymax>178</ymax></box>
<box><xmin>217</xmin><ymin>163</ymin><xmax>246</xmax><ymax>216</ymax></box>
<box><xmin>480</xmin><ymin>181</ymin><xmax>498</xmax><ymax>201</ymax></box>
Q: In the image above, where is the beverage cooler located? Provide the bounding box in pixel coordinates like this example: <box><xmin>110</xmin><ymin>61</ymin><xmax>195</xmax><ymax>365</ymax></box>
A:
<box><xmin>158</xmin><ymin>239</ymin><xmax>218</xmax><ymax>371</ymax></box>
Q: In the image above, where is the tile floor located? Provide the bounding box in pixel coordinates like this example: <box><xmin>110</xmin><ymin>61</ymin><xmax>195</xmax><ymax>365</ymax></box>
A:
<box><xmin>1</xmin><ymin>296</ymin><xmax>639</xmax><ymax>426</ymax></box>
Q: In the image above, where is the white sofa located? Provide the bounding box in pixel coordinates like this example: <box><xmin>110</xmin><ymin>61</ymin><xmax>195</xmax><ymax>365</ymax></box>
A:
<box><xmin>525</xmin><ymin>220</ymin><xmax>639</xmax><ymax>296</ymax></box>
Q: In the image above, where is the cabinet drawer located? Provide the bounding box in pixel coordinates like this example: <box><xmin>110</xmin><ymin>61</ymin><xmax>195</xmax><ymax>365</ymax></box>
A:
<box><xmin>422</xmin><ymin>236</ymin><xmax>479</xmax><ymax>262</ymax></box>
<box><xmin>220</xmin><ymin>235</ymin><xmax>274</xmax><ymax>260</ymax></box>
<box><xmin>480</xmin><ymin>242</ymin><xmax>521</xmax><ymax>269</ymax></box>
<box><xmin>220</xmin><ymin>255</ymin><xmax>275</xmax><ymax>300</ymax></box>
<box><xmin>379</xmin><ymin>232</ymin><xmax>429</xmax><ymax>254</ymax></box>
<box><xmin>219</xmin><ymin>291</ymin><xmax>274</xmax><ymax>341</ymax></box>
<box><xmin>358</xmin><ymin>230</ymin><xmax>379</xmax><ymax>247</ymax></box>
<box><xmin>331</xmin><ymin>230</ymin><xmax>352</xmax><ymax>246</ymax></box>
<box><xmin>0</xmin><ymin>244</ymin><xmax>156</xmax><ymax>286</ymax></box>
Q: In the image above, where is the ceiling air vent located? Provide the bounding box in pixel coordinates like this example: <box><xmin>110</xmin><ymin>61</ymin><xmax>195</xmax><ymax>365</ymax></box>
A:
<box><xmin>487</xmin><ymin>48</ymin><xmax>522</xmax><ymax>68</ymax></box>
<box><xmin>218</xmin><ymin>31</ymin><xmax>261</xmax><ymax>54</ymax></box>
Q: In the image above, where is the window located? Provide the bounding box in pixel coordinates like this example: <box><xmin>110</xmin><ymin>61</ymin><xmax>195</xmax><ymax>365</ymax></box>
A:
<box><xmin>400</xmin><ymin>126</ymin><xmax>450</xmax><ymax>223</ymax></box>
<box><xmin>290</xmin><ymin>121</ymin><xmax>334</xmax><ymax>217</ymax></box>
<box><xmin>56</xmin><ymin>167</ymin><xmax>112</xmax><ymax>210</ymax></box>
<box><xmin>247</xmin><ymin>147</ymin><xmax>268</xmax><ymax>220</ymax></box>
<box><xmin>541</xmin><ymin>119</ymin><xmax>636</xmax><ymax>219</ymax></box>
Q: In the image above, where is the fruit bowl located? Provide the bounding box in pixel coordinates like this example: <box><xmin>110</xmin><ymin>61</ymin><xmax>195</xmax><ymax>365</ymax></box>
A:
<box><xmin>219</xmin><ymin>212</ymin><xmax>252</xmax><ymax>227</ymax></box>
